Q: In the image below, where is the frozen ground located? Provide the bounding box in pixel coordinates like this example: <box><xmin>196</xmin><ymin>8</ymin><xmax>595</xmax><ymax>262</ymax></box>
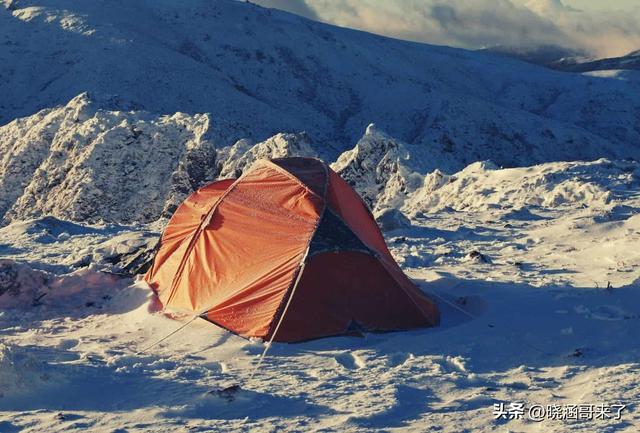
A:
<box><xmin>1</xmin><ymin>160</ymin><xmax>638</xmax><ymax>432</ymax></box>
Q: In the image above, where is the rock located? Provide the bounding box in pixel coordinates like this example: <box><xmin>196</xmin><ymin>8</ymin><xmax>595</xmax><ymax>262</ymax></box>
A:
<box><xmin>90</xmin><ymin>231</ymin><xmax>159</xmax><ymax>275</ymax></box>
<box><xmin>0</xmin><ymin>260</ymin><xmax>49</xmax><ymax>303</ymax></box>
<box><xmin>466</xmin><ymin>250</ymin><xmax>490</xmax><ymax>263</ymax></box>
<box><xmin>375</xmin><ymin>208</ymin><xmax>411</xmax><ymax>232</ymax></box>
<box><xmin>331</xmin><ymin>124</ymin><xmax>423</xmax><ymax>212</ymax></box>
<box><xmin>218</xmin><ymin>132</ymin><xmax>317</xmax><ymax>179</ymax></box>
<box><xmin>0</xmin><ymin>94</ymin><xmax>218</xmax><ymax>225</ymax></box>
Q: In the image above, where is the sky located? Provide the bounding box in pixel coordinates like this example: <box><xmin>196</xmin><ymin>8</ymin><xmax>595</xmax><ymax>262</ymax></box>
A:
<box><xmin>252</xmin><ymin>0</ymin><xmax>640</xmax><ymax>58</ymax></box>
<box><xmin>559</xmin><ymin>0</ymin><xmax>637</xmax><ymax>11</ymax></box>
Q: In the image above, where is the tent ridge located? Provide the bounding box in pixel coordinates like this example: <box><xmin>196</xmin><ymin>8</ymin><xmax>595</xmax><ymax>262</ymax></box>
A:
<box><xmin>263</xmin><ymin>158</ymin><xmax>329</xmax><ymax>200</ymax></box>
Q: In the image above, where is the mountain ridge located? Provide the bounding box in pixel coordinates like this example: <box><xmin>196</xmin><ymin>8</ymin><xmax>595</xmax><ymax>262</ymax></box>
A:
<box><xmin>2</xmin><ymin>93</ymin><xmax>639</xmax><ymax>225</ymax></box>
<box><xmin>1</xmin><ymin>0</ymin><xmax>639</xmax><ymax>162</ymax></box>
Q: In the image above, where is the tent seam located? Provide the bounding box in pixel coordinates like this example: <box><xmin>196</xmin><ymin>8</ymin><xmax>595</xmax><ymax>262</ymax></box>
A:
<box><xmin>263</xmin><ymin>161</ymin><xmax>330</xmax><ymax>341</ymax></box>
<box><xmin>147</xmin><ymin>178</ymin><xmax>234</xmax><ymax>280</ymax></box>
<box><xmin>164</xmin><ymin>173</ymin><xmax>253</xmax><ymax>307</ymax></box>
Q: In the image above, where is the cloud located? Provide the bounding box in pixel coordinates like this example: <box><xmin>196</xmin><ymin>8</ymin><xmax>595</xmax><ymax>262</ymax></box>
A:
<box><xmin>252</xmin><ymin>0</ymin><xmax>640</xmax><ymax>58</ymax></box>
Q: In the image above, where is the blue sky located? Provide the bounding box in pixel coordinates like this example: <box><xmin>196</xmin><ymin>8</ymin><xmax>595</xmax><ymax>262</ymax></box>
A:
<box><xmin>254</xmin><ymin>0</ymin><xmax>640</xmax><ymax>57</ymax></box>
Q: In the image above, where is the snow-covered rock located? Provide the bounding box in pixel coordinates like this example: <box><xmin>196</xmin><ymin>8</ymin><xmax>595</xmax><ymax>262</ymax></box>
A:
<box><xmin>374</xmin><ymin>208</ymin><xmax>411</xmax><ymax>232</ymax></box>
<box><xmin>331</xmin><ymin>124</ymin><xmax>423</xmax><ymax>211</ymax></box>
<box><xmin>0</xmin><ymin>258</ymin><xmax>129</xmax><ymax>309</ymax></box>
<box><xmin>77</xmin><ymin>231</ymin><xmax>158</xmax><ymax>275</ymax></box>
<box><xmin>0</xmin><ymin>259</ymin><xmax>48</xmax><ymax>305</ymax></box>
<box><xmin>0</xmin><ymin>216</ymin><xmax>158</xmax><ymax>274</ymax></box>
<box><xmin>218</xmin><ymin>132</ymin><xmax>317</xmax><ymax>179</ymax></box>
<box><xmin>0</xmin><ymin>93</ymin><xmax>218</xmax><ymax>225</ymax></box>
<box><xmin>404</xmin><ymin>159</ymin><xmax>638</xmax><ymax>214</ymax></box>
<box><xmin>0</xmin><ymin>343</ymin><xmax>51</xmax><ymax>397</ymax></box>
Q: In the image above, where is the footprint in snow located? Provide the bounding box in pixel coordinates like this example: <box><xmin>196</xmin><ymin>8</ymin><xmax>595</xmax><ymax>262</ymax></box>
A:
<box><xmin>575</xmin><ymin>304</ymin><xmax>635</xmax><ymax>321</ymax></box>
<box><xmin>201</xmin><ymin>360</ymin><xmax>228</xmax><ymax>374</ymax></box>
<box><xmin>335</xmin><ymin>352</ymin><xmax>366</xmax><ymax>370</ymax></box>
<box><xmin>386</xmin><ymin>352</ymin><xmax>414</xmax><ymax>368</ymax></box>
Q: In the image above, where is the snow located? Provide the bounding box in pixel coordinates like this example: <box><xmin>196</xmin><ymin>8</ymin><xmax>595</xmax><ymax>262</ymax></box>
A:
<box><xmin>0</xmin><ymin>259</ymin><xmax>129</xmax><ymax>309</ymax></box>
<box><xmin>374</xmin><ymin>208</ymin><xmax>412</xmax><ymax>232</ymax></box>
<box><xmin>1</xmin><ymin>0</ymin><xmax>639</xmax><ymax>431</ymax></box>
<box><xmin>1</xmin><ymin>157</ymin><xmax>639</xmax><ymax>432</ymax></box>
<box><xmin>404</xmin><ymin>159</ymin><xmax>634</xmax><ymax>214</ymax></box>
<box><xmin>0</xmin><ymin>343</ymin><xmax>52</xmax><ymax>399</ymax></box>
<box><xmin>218</xmin><ymin>132</ymin><xmax>317</xmax><ymax>179</ymax></box>
<box><xmin>0</xmin><ymin>216</ymin><xmax>157</xmax><ymax>274</ymax></box>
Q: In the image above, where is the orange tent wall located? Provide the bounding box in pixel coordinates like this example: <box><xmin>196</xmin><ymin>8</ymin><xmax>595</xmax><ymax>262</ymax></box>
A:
<box><xmin>273</xmin><ymin>251</ymin><xmax>437</xmax><ymax>342</ymax></box>
<box><xmin>147</xmin><ymin>162</ymin><xmax>325</xmax><ymax>338</ymax></box>
<box><xmin>146</xmin><ymin>178</ymin><xmax>234</xmax><ymax>299</ymax></box>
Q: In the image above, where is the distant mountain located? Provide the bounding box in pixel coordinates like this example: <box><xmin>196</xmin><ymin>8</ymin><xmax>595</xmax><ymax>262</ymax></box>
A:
<box><xmin>550</xmin><ymin>50</ymin><xmax>640</xmax><ymax>72</ymax></box>
<box><xmin>1</xmin><ymin>0</ymin><xmax>639</xmax><ymax>163</ymax></box>
<box><xmin>480</xmin><ymin>45</ymin><xmax>589</xmax><ymax>69</ymax></box>
<box><xmin>482</xmin><ymin>45</ymin><xmax>640</xmax><ymax>73</ymax></box>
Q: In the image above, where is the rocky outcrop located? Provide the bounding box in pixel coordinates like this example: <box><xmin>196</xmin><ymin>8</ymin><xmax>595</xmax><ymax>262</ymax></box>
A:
<box><xmin>331</xmin><ymin>124</ymin><xmax>423</xmax><ymax>212</ymax></box>
<box><xmin>0</xmin><ymin>95</ymin><xmax>321</xmax><ymax>225</ymax></box>
<box><xmin>0</xmin><ymin>94</ymin><xmax>217</xmax><ymax>224</ymax></box>
<box><xmin>218</xmin><ymin>132</ymin><xmax>317</xmax><ymax>179</ymax></box>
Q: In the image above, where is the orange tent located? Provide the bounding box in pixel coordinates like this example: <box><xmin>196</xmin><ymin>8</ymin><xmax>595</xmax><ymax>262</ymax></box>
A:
<box><xmin>145</xmin><ymin>157</ymin><xmax>439</xmax><ymax>342</ymax></box>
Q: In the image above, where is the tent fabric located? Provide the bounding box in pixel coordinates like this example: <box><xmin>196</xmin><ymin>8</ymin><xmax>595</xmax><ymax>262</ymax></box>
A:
<box><xmin>145</xmin><ymin>157</ymin><xmax>439</xmax><ymax>342</ymax></box>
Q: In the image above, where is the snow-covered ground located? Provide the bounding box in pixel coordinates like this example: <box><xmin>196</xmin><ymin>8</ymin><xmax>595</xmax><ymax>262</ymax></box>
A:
<box><xmin>1</xmin><ymin>159</ymin><xmax>638</xmax><ymax>432</ymax></box>
<box><xmin>1</xmin><ymin>1</ymin><xmax>639</xmax><ymax>431</ymax></box>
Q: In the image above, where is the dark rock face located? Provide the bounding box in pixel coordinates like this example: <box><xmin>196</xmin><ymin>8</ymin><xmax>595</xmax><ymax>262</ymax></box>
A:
<box><xmin>0</xmin><ymin>261</ymin><xmax>20</xmax><ymax>297</ymax></box>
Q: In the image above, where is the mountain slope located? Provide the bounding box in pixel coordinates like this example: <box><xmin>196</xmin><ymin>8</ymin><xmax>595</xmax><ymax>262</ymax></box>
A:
<box><xmin>1</xmin><ymin>0</ymin><xmax>639</xmax><ymax>164</ymax></box>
